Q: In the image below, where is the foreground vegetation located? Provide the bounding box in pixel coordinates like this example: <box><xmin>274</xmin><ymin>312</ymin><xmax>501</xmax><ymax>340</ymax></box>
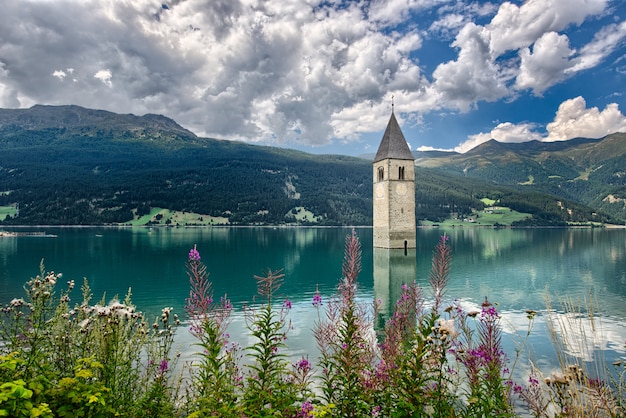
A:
<box><xmin>1</xmin><ymin>231</ymin><xmax>625</xmax><ymax>417</ymax></box>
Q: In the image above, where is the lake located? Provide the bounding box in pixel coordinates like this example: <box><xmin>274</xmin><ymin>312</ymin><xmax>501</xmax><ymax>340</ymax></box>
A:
<box><xmin>1</xmin><ymin>226</ymin><xmax>625</xmax><ymax>378</ymax></box>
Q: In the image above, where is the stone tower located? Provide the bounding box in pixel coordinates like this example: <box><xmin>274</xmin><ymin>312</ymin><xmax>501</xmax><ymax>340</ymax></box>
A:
<box><xmin>373</xmin><ymin>111</ymin><xmax>416</xmax><ymax>249</ymax></box>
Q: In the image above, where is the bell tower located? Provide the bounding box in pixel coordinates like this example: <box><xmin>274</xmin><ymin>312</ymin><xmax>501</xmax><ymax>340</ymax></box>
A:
<box><xmin>373</xmin><ymin>109</ymin><xmax>416</xmax><ymax>249</ymax></box>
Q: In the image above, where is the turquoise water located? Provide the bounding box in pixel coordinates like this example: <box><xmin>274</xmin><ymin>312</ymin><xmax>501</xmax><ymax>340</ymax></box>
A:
<box><xmin>1</xmin><ymin>226</ymin><xmax>625</xmax><ymax>373</ymax></box>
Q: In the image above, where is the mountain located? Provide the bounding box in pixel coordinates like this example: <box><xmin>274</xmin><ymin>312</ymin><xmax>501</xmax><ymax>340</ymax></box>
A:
<box><xmin>413</xmin><ymin>134</ymin><xmax>626</xmax><ymax>222</ymax></box>
<box><xmin>0</xmin><ymin>105</ymin><xmax>373</xmax><ymax>225</ymax></box>
<box><xmin>0</xmin><ymin>104</ymin><xmax>195</xmax><ymax>140</ymax></box>
<box><xmin>0</xmin><ymin>105</ymin><xmax>623</xmax><ymax>226</ymax></box>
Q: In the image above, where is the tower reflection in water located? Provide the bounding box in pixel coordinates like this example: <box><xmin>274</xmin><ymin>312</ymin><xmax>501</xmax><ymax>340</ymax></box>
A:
<box><xmin>373</xmin><ymin>247</ymin><xmax>417</xmax><ymax>330</ymax></box>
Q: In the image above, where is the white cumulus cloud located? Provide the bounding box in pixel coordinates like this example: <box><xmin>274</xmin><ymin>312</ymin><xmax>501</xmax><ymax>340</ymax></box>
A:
<box><xmin>431</xmin><ymin>22</ymin><xmax>509</xmax><ymax>111</ymax></box>
<box><xmin>515</xmin><ymin>32</ymin><xmax>575</xmax><ymax>95</ymax></box>
<box><xmin>546</xmin><ymin>96</ymin><xmax>626</xmax><ymax>141</ymax></box>
<box><xmin>0</xmin><ymin>0</ymin><xmax>623</xmax><ymax>152</ymax></box>
<box><xmin>456</xmin><ymin>96</ymin><xmax>626</xmax><ymax>153</ymax></box>
<box><xmin>456</xmin><ymin>121</ymin><xmax>543</xmax><ymax>153</ymax></box>
<box><xmin>94</xmin><ymin>69</ymin><xmax>113</xmax><ymax>87</ymax></box>
<box><xmin>487</xmin><ymin>0</ymin><xmax>607</xmax><ymax>57</ymax></box>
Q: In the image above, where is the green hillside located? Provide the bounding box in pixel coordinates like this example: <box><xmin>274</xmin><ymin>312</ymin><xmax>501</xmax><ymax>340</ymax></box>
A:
<box><xmin>0</xmin><ymin>105</ymin><xmax>621</xmax><ymax>226</ymax></box>
<box><xmin>414</xmin><ymin>134</ymin><xmax>626</xmax><ymax>224</ymax></box>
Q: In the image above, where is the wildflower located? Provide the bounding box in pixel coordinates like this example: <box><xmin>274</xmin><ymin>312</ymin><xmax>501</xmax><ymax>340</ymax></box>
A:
<box><xmin>45</xmin><ymin>272</ymin><xmax>58</xmax><ymax>285</ymax></box>
<box><xmin>283</xmin><ymin>298</ymin><xmax>292</xmax><ymax>310</ymax></box>
<box><xmin>437</xmin><ymin>318</ymin><xmax>458</xmax><ymax>338</ymax></box>
<box><xmin>185</xmin><ymin>248</ymin><xmax>213</xmax><ymax>319</ymax></box>
<box><xmin>220</xmin><ymin>295</ymin><xmax>232</xmax><ymax>310</ymax></box>
<box><xmin>297</xmin><ymin>401</ymin><xmax>314</xmax><ymax>418</ymax></box>
<box><xmin>158</xmin><ymin>359</ymin><xmax>168</xmax><ymax>373</ymax></box>
<box><xmin>294</xmin><ymin>358</ymin><xmax>311</xmax><ymax>374</ymax></box>
<box><xmin>312</xmin><ymin>284</ymin><xmax>323</xmax><ymax>307</ymax></box>
<box><xmin>339</xmin><ymin>229</ymin><xmax>361</xmax><ymax>298</ymax></box>
<box><xmin>188</xmin><ymin>245</ymin><xmax>201</xmax><ymax>261</ymax></box>
<box><xmin>587</xmin><ymin>377</ymin><xmax>605</xmax><ymax>389</ymax></box>
<box><xmin>429</xmin><ymin>233</ymin><xmax>451</xmax><ymax>309</ymax></box>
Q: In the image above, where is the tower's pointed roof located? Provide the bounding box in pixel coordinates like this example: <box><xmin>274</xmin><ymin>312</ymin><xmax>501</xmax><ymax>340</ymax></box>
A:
<box><xmin>373</xmin><ymin>112</ymin><xmax>415</xmax><ymax>162</ymax></box>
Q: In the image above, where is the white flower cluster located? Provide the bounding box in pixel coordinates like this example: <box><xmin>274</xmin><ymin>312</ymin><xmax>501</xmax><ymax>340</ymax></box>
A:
<box><xmin>10</xmin><ymin>298</ymin><xmax>27</xmax><ymax>307</ymax></box>
<box><xmin>26</xmin><ymin>271</ymin><xmax>63</xmax><ymax>300</ymax></box>
<box><xmin>75</xmin><ymin>301</ymin><xmax>145</xmax><ymax>332</ymax></box>
<box><xmin>84</xmin><ymin>301</ymin><xmax>141</xmax><ymax>320</ymax></box>
<box><xmin>437</xmin><ymin>318</ymin><xmax>459</xmax><ymax>340</ymax></box>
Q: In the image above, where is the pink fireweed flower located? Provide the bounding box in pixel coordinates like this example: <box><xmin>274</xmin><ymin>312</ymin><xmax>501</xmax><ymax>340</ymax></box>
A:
<box><xmin>297</xmin><ymin>401</ymin><xmax>314</xmax><ymax>418</ymax></box>
<box><xmin>188</xmin><ymin>245</ymin><xmax>201</xmax><ymax>261</ymax></box>
<box><xmin>220</xmin><ymin>295</ymin><xmax>232</xmax><ymax>310</ymax></box>
<box><xmin>283</xmin><ymin>298</ymin><xmax>292</xmax><ymax>310</ymax></box>
<box><xmin>312</xmin><ymin>283</ymin><xmax>323</xmax><ymax>307</ymax></box>
<box><xmin>294</xmin><ymin>357</ymin><xmax>311</xmax><ymax>373</ymax></box>
<box><xmin>184</xmin><ymin>245</ymin><xmax>212</xmax><ymax>319</ymax></box>
<box><xmin>429</xmin><ymin>234</ymin><xmax>451</xmax><ymax>309</ymax></box>
<box><xmin>339</xmin><ymin>229</ymin><xmax>361</xmax><ymax>301</ymax></box>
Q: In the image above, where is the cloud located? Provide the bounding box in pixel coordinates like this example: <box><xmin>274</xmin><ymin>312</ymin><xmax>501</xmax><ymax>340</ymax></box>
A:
<box><xmin>368</xmin><ymin>0</ymin><xmax>446</xmax><ymax>26</ymax></box>
<box><xmin>94</xmin><ymin>69</ymin><xmax>113</xmax><ymax>87</ymax></box>
<box><xmin>429</xmin><ymin>0</ymin><xmax>614</xmax><ymax>109</ymax></box>
<box><xmin>515</xmin><ymin>21</ymin><xmax>626</xmax><ymax>95</ymax></box>
<box><xmin>454</xmin><ymin>96</ymin><xmax>626</xmax><ymax>153</ymax></box>
<box><xmin>487</xmin><ymin>0</ymin><xmax>607</xmax><ymax>57</ymax></box>
<box><xmin>0</xmin><ymin>62</ymin><xmax>20</xmax><ymax>108</ymax></box>
<box><xmin>515</xmin><ymin>32</ymin><xmax>575</xmax><ymax>95</ymax></box>
<box><xmin>52</xmin><ymin>70</ymin><xmax>67</xmax><ymax>80</ymax></box>
<box><xmin>568</xmin><ymin>20</ymin><xmax>626</xmax><ymax>73</ymax></box>
<box><xmin>456</xmin><ymin>121</ymin><xmax>543</xmax><ymax>153</ymax></box>
<box><xmin>0</xmin><ymin>0</ymin><xmax>621</xmax><ymax>151</ymax></box>
<box><xmin>429</xmin><ymin>2</ymin><xmax>498</xmax><ymax>38</ymax></box>
<box><xmin>431</xmin><ymin>22</ymin><xmax>509</xmax><ymax>112</ymax></box>
<box><xmin>545</xmin><ymin>96</ymin><xmax>626</xmax><ymax>141</ymax></box>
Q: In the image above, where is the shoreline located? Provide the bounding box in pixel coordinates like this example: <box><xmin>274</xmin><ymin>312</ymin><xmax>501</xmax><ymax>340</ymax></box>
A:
<box><xmin>2</xmin><ymin>222</ymin><xmax>625</xmax><ymax>230</ymax></box>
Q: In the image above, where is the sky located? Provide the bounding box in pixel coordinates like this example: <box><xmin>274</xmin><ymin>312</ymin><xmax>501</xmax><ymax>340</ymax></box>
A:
<box><xmin>1</xmin><ymin>0</ymin><xmax>625</xmax><ymax>156</ymax></box>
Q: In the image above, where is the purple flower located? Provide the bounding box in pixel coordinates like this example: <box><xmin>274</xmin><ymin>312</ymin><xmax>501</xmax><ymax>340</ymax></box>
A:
<box><xmin>283</xmin><ymin>298</ymin><xmax>292</xmax><ymax>309</ymax></box>
<box><xmin>188</xmin><ymin>245</ymin><xmax>201</xmax><ymax>261</ymax></box>
<box><xmin>312</xmin><ymin>293</ymin><xmax>323</xmax><ymax>307</ymax></box>
<box><xmin>159</xmin><ymin>359</ymin><xmax>168</xmax><ymax>372</ymax></box>
<box><xmin>298</xmin><ymin>401</ymin><xmax>314</xmax><ymax>417</ymax></box>
<box><xmin>295</xmin><ymin>358</ymin><xmax>311</xmax><ymax>373</ymax></box>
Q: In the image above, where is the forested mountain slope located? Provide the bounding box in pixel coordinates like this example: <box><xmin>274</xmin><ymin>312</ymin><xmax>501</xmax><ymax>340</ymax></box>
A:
<box><xmin>0</xmin><ymin>105</ymin><xmax>373</xmax><ymax>225</ymax></box>
<box><xmin>414</xmin><ymin>133</ymin><xmax>626</xmax><ymax>222</ymax></box>
<box><xmin>0</xmin><ymin>105</ymin><xmax>622</xmax><ymax>226</ymax></box>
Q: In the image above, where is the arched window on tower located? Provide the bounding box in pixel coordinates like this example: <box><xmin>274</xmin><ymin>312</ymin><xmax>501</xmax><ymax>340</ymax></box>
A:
<box><xmin>399</xmin><ymin>166</ymin><xmax>405</xmax><ymax>180</ymax></box>
<box><xmin>378</xmin><ymin>167</ymin><xmax>384</xmax><ymax>181</ymax></box>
